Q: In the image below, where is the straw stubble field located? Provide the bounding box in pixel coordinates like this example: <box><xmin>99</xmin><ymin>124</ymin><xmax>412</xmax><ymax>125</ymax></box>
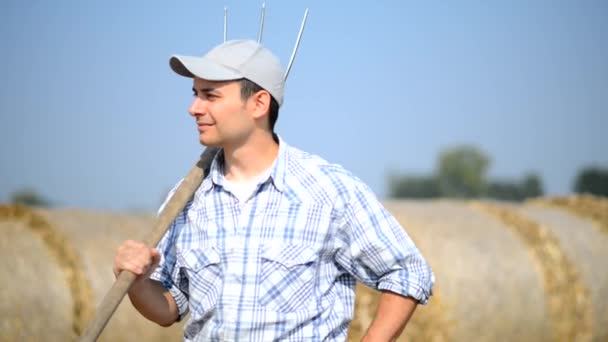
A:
<box><xmin>1</xmin><ymin>195</ymin><xmax>606</xmax><ymax>341</ymax></box>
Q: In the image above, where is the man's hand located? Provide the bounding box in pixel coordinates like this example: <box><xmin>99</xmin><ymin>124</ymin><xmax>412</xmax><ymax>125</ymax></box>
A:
<box><xmin>362</xmin><ymin>291</ymin><xmax>418</xmax><ymax>342</ymax></box>
<box><xmin>113</xmin><ymin>240</ymin><xmax>161</xmax><ymax>281</ymax></box>
<box><xmin>112</xmin><ymin>240</ymin><xmax>178</xmax><ymax>327</ymax></box>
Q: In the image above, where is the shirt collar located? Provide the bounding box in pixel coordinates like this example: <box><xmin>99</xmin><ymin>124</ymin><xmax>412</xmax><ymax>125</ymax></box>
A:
<box><xmin>199</xmin><ymin>135</ymin><xmax>289</xmax><ymax>193</ymax></box>
<box><xmin>269</xmin><ymin>135</ymin><xmax>288</xmax><ymax>192</ymax></box>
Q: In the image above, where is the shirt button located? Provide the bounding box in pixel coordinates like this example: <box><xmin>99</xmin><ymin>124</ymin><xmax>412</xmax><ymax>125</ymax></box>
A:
<box><xmin>232</xmin><ymin>274</ymin><xmax>241</xmax><ymax>283</ymax></box>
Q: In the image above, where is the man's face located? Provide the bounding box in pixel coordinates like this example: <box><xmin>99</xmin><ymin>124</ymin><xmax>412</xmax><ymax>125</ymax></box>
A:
<box><xmin>189</xmin><ymin>77</ymin><xmax>253</xmax><ymax>148</ymax></box>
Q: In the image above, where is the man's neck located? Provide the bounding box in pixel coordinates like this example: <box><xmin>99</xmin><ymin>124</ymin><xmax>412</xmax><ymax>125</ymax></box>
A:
<box><xmin>222</xmin><ymin>132</ymin><xmax>279</xmax><ymax>182</ymax></box>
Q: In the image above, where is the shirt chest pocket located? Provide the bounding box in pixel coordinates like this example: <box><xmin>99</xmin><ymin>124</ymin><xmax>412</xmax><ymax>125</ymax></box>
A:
<box><xmin>177</xmin><ymin>247</ymin><xmax>223</xmax><ymax>323</ymax></box>
<box><xmin>258</xmin><ymin>244</ymin><xmax>317</xmax><ymax>313</ymax></box>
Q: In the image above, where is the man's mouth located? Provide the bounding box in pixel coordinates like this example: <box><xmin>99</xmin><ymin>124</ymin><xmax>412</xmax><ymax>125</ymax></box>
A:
<box><xmin>197</xmin><ymin>123</ymin><xmax>213</xmax><ymax>132</ymax></box>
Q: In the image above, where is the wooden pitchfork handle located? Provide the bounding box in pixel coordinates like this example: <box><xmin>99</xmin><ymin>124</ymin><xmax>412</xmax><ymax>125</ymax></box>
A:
<box><xmin>80</xmin><ymin>147</ymin><xmax>219</xmax><ymax>342</ymax></box>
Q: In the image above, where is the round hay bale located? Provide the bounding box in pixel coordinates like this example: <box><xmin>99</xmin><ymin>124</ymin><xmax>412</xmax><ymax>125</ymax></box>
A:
<box><xmin>532</xmin><ymin>195</ymin><xmax>608</xmax><ymax>235</ymax></box>
<box><xmin>377</xmin><ymin>200</ymin><xmax>553</xmax><ymax>342</ymax></box>
<box><xmin>519</xmin><ymin>202</ymin><xmax>608</xmax><ymax>342</ymax></box>
<box><xmin>471</xmin><ymin>201</ymin><xmax>593</xmax><ymax>342</ymax></box>
<box><xmin>349</xmin><ymin>198</ymin><xmax>604</xmax><ymax>342</ymax></box>
<box><xmin>3</xmin><ymin>197</ymin><xmax>605</xmax><ymax>341</ymax></box>
<box><xmin>0</xmin><ymin>205</ymin><xmax>185</xmax><ymax>341</ymax></box>
<box><xmin>0</xmin><ymin>207</ymin><xmax>74</xmax><ymax>341</ymax></box>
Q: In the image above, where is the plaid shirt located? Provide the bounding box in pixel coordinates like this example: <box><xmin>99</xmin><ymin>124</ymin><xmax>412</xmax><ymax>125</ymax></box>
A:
<box><xmin>150</xmin><ymin>137</ymin><xmax>434</xmax><ymax>341</ymax></box>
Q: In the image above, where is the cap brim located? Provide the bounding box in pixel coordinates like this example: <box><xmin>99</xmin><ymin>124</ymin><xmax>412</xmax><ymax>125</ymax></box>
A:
<box><xmin>170</xmin><ymin>55</ymin><xmax>243</xmax><ymax>81</ymax></box>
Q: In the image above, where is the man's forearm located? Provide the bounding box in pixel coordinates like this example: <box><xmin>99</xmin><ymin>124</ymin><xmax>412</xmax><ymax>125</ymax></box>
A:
<box><xmin>362</xmin><ymin>290</ymin><xmax>418</xmax><ymax>342</ymax></box>
<box><xmin>127</xmin><ymin>279</ymin><xmax>179</xmax><ymax>327</ymax></box>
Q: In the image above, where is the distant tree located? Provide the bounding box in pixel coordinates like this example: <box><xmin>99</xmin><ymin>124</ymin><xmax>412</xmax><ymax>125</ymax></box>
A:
<box><xmin>389</xmin><ymin>174</ymin><xmax>440</xmax><ymax>198</ymax></box>
<box><xmin>437</xmin><ymin>145</ymin><xmax>490</xmax><ymax>198</ymax></box>
<box><xmin>387</xmin><ymin>144</ymin><xmax>546</xmax><ymax>201</ymax></box>
<box><xmin>520</xmin><ymin>173</ymin><xmax>543</xmax><ymax>198</ymax></box>
<box><xmin>486</xmin><ymin>181</ymin><xmax>523</xmax><ymax>201</ymax></box>
<box><xmin>485</xmin><ymin>173</ymin><xmax>543</xmax><ymax>201</ymax></box>
<box><xmin>10</xmin><ymin>188</ymin><xmax>52</xmax><ymax>207</ymax></box>
<box><xmin>573</xmin><ymin>166</ymin><xmax>608</xmax><ymax>197</ymax></box>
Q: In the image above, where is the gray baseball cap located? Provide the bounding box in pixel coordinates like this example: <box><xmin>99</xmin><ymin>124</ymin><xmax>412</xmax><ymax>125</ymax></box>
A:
<box><xmin>170</xmin><ymin>39</ymin><xmax>285</xmax><ymax>106</ymax></box>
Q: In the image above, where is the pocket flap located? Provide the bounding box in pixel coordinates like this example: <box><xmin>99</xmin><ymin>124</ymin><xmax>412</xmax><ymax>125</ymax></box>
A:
<box><xmin>262</xmin><ymin>244</ymin><xmax>317</xmax><ymax>268</ymax></box>
<box><xmin>178</xmin><ymin>247</ymin><xmax>221</xmax><ymax>271</ymax></box>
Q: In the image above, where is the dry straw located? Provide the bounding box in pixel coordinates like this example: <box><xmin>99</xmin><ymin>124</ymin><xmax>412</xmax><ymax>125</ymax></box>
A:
<box><xmin>0</xmin><ymin>204</ymin><xmax>95</xmax><ymax>338</ymax></box>
<box><xmin>521</xmin><ymin>198</ymin><xmax>608</xmax><ymax>342</ymax></box>
<box><xmin>385</xmin><ymin>199</ymin><xmax>557</xmax><ymax>341</ymax></box>
<box><xmin>471</xmin><ymin>201</ymin><xmax>593</xmax><ymax>342</ymax></box>
<box><xmin>3</xmin><ymin>199</ymin><xmax>605</xmax><ymax>341</ymax></box>
<box><xmin>529</xmin><ymin>194</ymin><xmax>608</xmax><ymax>235</ymax></box>
<box><xmin>0</xmin><ymin>205</ymin><xmax>187</xmax><ymax>341</ymax></box>
<box><xmin>35</xmin><ymin>208</ymin><xmax>187</xmax><ymax>341</ymax></box>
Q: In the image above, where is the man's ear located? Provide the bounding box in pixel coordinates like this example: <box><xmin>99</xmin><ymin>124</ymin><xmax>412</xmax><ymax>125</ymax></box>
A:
<box><xmin>250</xmin><ymin>90</ymin><xmax>271</xmax><ymax>120</ymax></box>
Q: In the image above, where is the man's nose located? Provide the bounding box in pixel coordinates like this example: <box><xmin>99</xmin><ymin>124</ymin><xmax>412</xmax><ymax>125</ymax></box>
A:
<box><xmin>188</xmin><ymin>97</ymin><xmax>206</xmax><ymax>117</ymax></box>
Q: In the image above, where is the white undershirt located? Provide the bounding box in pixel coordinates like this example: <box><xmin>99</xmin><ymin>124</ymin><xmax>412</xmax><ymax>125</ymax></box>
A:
<box><xmin>223</xmin><ymin>165</ymin><xmax>274</xmax><ymax>203</ymax></box>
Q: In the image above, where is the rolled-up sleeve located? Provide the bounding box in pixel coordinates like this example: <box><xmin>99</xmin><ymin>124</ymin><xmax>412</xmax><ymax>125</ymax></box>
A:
<box><xmin>148</xmin><ymin>181</ymin><xmax>190</xmax><ymax>319</ymax></box>
<box><xmin>335</xmin><ymin>183</ymin><xmax>434</xmax><ymax>304</ymax></box>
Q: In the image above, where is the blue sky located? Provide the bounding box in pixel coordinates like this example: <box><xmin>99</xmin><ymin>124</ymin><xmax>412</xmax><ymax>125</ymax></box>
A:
<box><xmin>1</xmin><ymin>0</ymin><xmax>606</xmax><ymax>211</ymax></box>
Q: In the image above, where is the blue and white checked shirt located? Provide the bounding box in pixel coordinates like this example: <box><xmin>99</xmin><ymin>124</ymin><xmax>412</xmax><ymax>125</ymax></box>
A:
<box><xmin>150</xmin><ymin>137</ymin><xmax>434</xmax><ymax>341</ymax></box>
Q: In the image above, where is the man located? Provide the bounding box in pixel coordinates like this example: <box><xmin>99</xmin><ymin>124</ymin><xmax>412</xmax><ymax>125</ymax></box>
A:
<box><xmin>113</xmin><ymin>39</ymin><xmax>434</xmax><ymax>341</ymax></box>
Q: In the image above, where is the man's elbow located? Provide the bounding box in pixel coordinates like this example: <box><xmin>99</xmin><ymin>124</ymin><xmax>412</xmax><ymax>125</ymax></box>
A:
<box><xmin>153</xmin><ymin>311</ymin><xmax>179</xmax><ymax>327</ymax></box>
<box><xmin>134</xmin><ymin>297</ymin><xmax>179</xmax><ymax>327</ymax></box>
<box><xmin>156</xmin><ymin>318</ymin><xmax>177</xmax><ymax>327</ymax></box>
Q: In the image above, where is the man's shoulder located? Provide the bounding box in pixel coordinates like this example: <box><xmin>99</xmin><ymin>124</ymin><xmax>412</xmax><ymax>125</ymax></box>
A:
<box><xmin>283</xmin><ymin>144</ymin><xmax>370</xmax><ymax>203</ymax></box>
<box><xmin>285</xmin><ymin>144</ymin><xmax>352</xmax><ymax>179</ymax></box>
